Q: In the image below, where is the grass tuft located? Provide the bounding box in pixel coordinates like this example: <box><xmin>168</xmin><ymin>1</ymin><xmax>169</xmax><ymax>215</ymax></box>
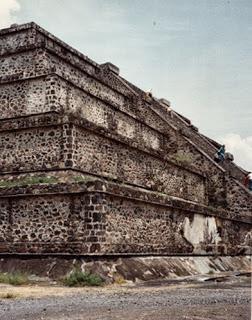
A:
<box><xmin>0</xmin><ymin>272</ymin><xmax>29</xmax><ymax>285</ymax></box>
<box><xmin>0</xmin><ymin>292</ymin><xmax>18</xmax><ymax>299</ymax></box>
<box><xmin>63</xmin><ymin>270</ymin><xmax>104</xmax><ymax>287</ymax></box>
<box><xmin>114</xmin><ymin>275</ymin><xmax>126</xmax><ymax>285</ymax></box>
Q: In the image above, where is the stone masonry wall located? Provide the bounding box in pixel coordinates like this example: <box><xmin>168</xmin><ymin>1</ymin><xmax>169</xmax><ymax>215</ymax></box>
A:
<box><xmin>0</xmin><ymin>183</ymin><xmax>250</xmax><ymax>255</ymax></box>
<box><xmin>0</xmin><ymin>24</ymin><xmax>232</xmax><ymax>208</ymax></box>
<box><xmin>226</xmin><ymin>177</ymin><xmax>252</xmax><ymax>219</ymax></box>
<box><xmin>0</xmin><ymin>192</ymin><xmax>106</xmax><ymax>254</ymax></box>
<box><xmin>73</xmin><ymin>126</ymin><xmax>206</xmax><ymax>203</ymax></box>
<box><xmin>0</xmin><ymin>70</ymin><xmax>226</xmax><ymax>207</ymax></box>
<box><xmin>0</xmin><ymin>125</ymin><xmax>63</xmax><ymax>173</ymax></box>
<box><xmin>0</xmin><ymin>25</ymin><xmax>37</xmax><ymax>55</ymax></box>
<box><xmin>0</xmin><ymin>76</ymin><xmax>62</xmax><ymax>119</ymax></box>
<box><xmin>0</xmin><ymin>23</ymin><xmax>251</xmax><ymax>257</ymax></box>
<box><xmin>0</xmin><ymin>113</ymin><xmax>207</xmax><ymax>204</ymax></box>
<box><xmin>103</xmin><ymin>194</ymin><xmax>251</xmax><ymax>255</ymax></box>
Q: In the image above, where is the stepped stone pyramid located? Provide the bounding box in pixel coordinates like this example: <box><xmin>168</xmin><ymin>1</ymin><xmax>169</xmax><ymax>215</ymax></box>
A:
<box><xmin>0</xmin><ymin>22</ymin><xmax>251</xmax><ymax>256</ymax></box>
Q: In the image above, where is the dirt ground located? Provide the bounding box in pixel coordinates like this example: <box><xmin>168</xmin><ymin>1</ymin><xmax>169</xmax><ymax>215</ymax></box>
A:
<box><xmin>0</xmin><ymin>273</ymin><xmax>251</xmax><ymax>320</ymax></box>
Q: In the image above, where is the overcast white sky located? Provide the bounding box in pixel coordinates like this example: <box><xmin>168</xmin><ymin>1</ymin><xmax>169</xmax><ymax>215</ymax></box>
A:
<box><xmin>0</xmin><ymin>0</ymin><xmax>251</xmax><ymax>170</ymax></box>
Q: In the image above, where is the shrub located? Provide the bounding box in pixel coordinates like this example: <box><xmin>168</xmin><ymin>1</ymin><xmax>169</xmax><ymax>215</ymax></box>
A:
<box><xmin>0</xmin><ymin>272</ymin><xmax>28</xmax><ymax>285</ymax></box>
<box><xmin>63</xmin><ymin>270</ymin><xmax>104</xmax><ymax>287</ymax></box>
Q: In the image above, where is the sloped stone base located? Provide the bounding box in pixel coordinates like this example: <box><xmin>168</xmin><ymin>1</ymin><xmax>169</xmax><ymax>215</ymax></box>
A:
<box><xmin>0</xmin><ymin>255</ymin><xmax>250</xmax><ymax>283</ymax></box>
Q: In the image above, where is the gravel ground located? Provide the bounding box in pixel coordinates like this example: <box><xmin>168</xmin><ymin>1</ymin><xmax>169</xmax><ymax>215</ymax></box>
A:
<box><xmin>0</xmin><ymin>274</ymin><xmax>250</xmax><ymax>320</ymax></box>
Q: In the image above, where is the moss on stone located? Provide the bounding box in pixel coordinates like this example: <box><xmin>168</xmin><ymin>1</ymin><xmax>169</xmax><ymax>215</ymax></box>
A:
<box><xmin>73</xmin><ymin>175</ymin><xmax>95</xmax><ymax>183</ymax></box>
<box><xmin>172</xmin><ymin>152</ymin><xmax>193</xmax><ymax>166</ymax></box>
<box><xmin>0</xmin><ymin>176</ymin><xmax>58</xmax><ymax>188</ymax></box>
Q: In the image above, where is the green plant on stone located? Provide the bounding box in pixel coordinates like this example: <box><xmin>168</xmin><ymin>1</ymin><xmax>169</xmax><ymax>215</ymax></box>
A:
<box><xmin>208</xmin><ymin>270</ymin><xmax>214</xmax><ymax>275</ymax></box>
<box><xmin>0</xmin><ymin>176</ymin><xmax>58</xmax><ymax>188</ymax></box>
<box><xmin>73</xmin><ymin>176</ymin><xmax>85</xmax><ymax>182</ymax></box>
<box><xmin>0</xmin><ymin>272</ymin><xmax>28</xmax><ymax>285</ymax></box>
<box><xmin>114</xmin><ymin>275</ymin><xmax>126</xmax><ymax>285</ymax></box>
<box><xmin>73</xmin><ymin>176</ymin><xmax>95</xmax><ymax>183</ymax></box>
<box><xmin>62</xmin><ymin>269</ymin><xmax>104</xmax><ymax>287</ymax></box>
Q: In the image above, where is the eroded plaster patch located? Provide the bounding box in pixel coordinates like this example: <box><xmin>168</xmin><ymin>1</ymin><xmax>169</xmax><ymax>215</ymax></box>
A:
<box><xmin>183</xmin><ymin>214</ymin><xmax>222</xmax><ymax>249</ymax></box>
